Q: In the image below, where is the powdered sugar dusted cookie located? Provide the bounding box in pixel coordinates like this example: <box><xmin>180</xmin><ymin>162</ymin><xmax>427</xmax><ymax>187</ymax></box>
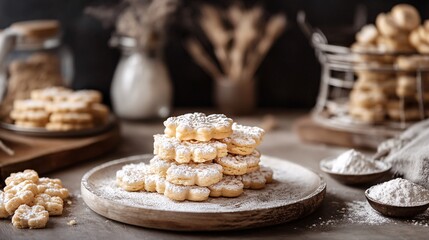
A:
<box><xmin>166</xmin><ymin>162</ymin><xmax>223</xmax><ymax>187</ymax></box>
<box><xmin>260</xmin><ymin>166</ymin><xmax>274</xmax><ymax>184</ymax></box>
<box><xmin>149</xmin><ymin>156</ymin><xmax>173</xmax><ymax>177</ymax></box>
<box><xmin>153</xmin><ymin>134</ymin><xmax>227</xmax><ymax>163</ymax></box>
<box><xmin>13</xmin><ymin>99</ymin><xmax>48</xmax><ymax>111</ymax></box>
<box><xmin>66</xmin><ymin>90</ymin><xmax>102</xmax><ymax>104</ymax></box>
<box><xmin>143</xmin><ymin>174</ymin><xmax>167</xmax><ymax>193</ymax></box>
<box><xmin>46</xmin><ymin>101</ymin><xmax>90</xmax><ymax>113</ymax></box>
<box><xmin>209</xmin><ymin>175</ymin><xmax>244</xmax><ymax>197</ymax></box>
<box><xmin>237</xmin><ymin>166</ymin><xmax>273</xmax><ymax>190</ymax></box>
<box><xmin>33</xmin><ymin>194</ymin><xmax>63</xmax><ymax>216</ymax></box>
<box><xmin>164</xmin><ymin>181</ymin><xmax>210</xmax><ymax>202</ymax></box>
<box><xmin>10</xmin><ymin>110</ymin><xmax>49</xmax><ymax>122</ymax></box>
<box><xmin>5</xmin><ymin>169</ymin><xmax>39</xmax><ymax>186</ymax></box>
<box><xmin>37</xmin><ymin>177</ymin><xmax>69</xmax><ymax>199</ymax></box>
<box><xmin>12</xmin><ymin>205</ymin><xmax>49</xmax><ymax>229</ymax></box>
<box><xmin>222</xmin><ymin>123</ymin><xmax>265</xmax><ymax>155</ymax></box>
<box><xmin>0</xmin><ymin>191</ymin><xmax>10</xmax><ymax>218</ymax></box>
<box><xmin>164</xmin><ymin>113</ymin><xmax>233</xmax><ymax>141</ymax></box>
<box><xmin>116</xmin><ymin>163</ymin><xmax>167</xmax><ymax>194</ymax></box>
<box><xmin>116</xmin><ymin>163</ymin><xmax>149</xmax><ymax>191</ymax></box>
<box><xmin>49</xmin><ymin>112</ymin><xmax>93</xmax><ymax>124</ymax></box>
<box><xmin>214</xmin><ymin>151</ymin><xmax>261</xmax><ymax>175</ymax></box>
<box><xmin>31</xmin><ymin>87</ymin><xmax>72</xmax><ymax>101</ymax></box>
<box><xmin>3</xmin><ymin>180</ymin><xmax>38</xmax><ymax>214</ymax></box>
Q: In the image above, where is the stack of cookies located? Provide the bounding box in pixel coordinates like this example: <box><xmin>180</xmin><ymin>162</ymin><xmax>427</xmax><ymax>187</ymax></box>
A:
<box><xmin>9</xmin><ymin>87</ymin><xmax>110</xmax><ymax>131</ymax></box>
<box><xmin>116</xmin><ymin>112</ymin><xmax>273</xmax><ymax>202</ymax></box>
<box><xmin>390</xmin><ymin>55</ymin><xmax>429</xmax><ymax>121</ymax></box>
<box><xmin>348</xmin><ymin>4</ymin><xmax>424</xmax><ymax>123</ymax></box>
<box><xmin>352</xmin><ymin>4</ymin><xmax>419</xmax><ymax>55</ymax></box>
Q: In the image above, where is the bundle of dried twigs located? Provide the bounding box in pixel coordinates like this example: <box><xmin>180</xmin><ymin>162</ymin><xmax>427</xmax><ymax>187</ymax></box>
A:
<box><xmin>86</xmin><ymin>0</ymin><xmax>179</xmax><ymax>56</ymax></box>
<box><xmin>185</xmin><ymin>4</ymin><xmax>287</xmax><ymax>83</ymax></box>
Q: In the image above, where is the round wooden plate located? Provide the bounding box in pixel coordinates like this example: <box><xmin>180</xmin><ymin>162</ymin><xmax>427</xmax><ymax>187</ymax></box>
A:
<box><xmin>81</xmin><ymin>154</ymin><xmax>326</xmax><ymax>231</ymax></box>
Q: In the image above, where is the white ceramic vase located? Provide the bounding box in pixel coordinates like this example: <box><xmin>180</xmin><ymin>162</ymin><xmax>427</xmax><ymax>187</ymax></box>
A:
<box><xmin>111</xmin><ymin>51</ymin><xmax>172</xmax><ymax>120</ymax></box>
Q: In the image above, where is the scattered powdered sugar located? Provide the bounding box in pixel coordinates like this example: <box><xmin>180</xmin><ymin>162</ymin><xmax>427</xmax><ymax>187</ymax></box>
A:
<box><xmin>163</xmin><ymin>113</ymin><xmax>233</xmax><ymax>130</ymax></box>
<box><xmin>308</xmin><ymin>199</ymin><xmax>429</xmax><ymax>229</ymax></box>
<box><xmin>343</xmin><ymin>200</ymin><xmax>392</xmax><ymax>225</ymax></box>
<box><xmin>83</xmin><ymin>156</ymin><xmax>324</xmax><ymax>213</ymax></box>
<box><xmin>367</xmin><ymin>178</ymin><xmax>429</xmax><ymax>206</ymax></box>
<box><xmin>328</xmin><ymin>149</ymin><xmax>380</xmax><ymax>174</ymax></box>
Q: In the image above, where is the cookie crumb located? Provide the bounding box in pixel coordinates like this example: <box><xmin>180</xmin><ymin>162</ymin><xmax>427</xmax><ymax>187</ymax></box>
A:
<box><xmin>67</xmin><ymin>219</ymin><xmax>77</xmax><ymax>226</ymax></box>
<box><xmin>67</xmin><ymin>200</ymin><xmax>72</xmax><ymax>205</ymax></box>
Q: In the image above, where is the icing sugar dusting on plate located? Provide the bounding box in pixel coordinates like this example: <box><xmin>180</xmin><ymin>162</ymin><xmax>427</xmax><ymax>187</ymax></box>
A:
<box><xmin>85</xmin><ymin>156</ymin><xmax>325</xmax><ymax>213</ymax></box>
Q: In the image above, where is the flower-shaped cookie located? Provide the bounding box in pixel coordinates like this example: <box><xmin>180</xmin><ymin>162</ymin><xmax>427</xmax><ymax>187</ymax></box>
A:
<box><xmin>116</xmin><ymin>163</ymin><xmax>148</xmax><ymax>191</ymax></box>
<box><xmin>164</xmin><ymin>181</ymin><xmax>210</xmax><ymax>202</ymax></box>
<box><xmin>0</xmin><ymin>191</ymin><xmax>10</xmax><ymax>218</ymax></box>
<box><xmin>66</xmin><ymin>90</ymin><xmax>102</xmax><ymax>104</ymax></box>
<box><xmin>237</xmin><ymin>166</ymin><xmax>273</xmax><ymax>190</ymax></box>
<box><xmin>164</xmin><ymin>113</ymin><xmax>233</xmax><ymax>141</ymax></box>
<box><xmin>149</xmin><ymin>156</ymin><xmax>173</xmax><ymax>177</ymax></box>
<box><xmin>33</xmin><ymin>194</ymin><xmax>64</xmax><ymax>216</ymax></box>
<box><xmin>31</xmin><ymin>87</ymin><xmax>72</xmax><ymax>101</ymax></box>
<box><xmin>166</xmin><ymin>162</ymin><xmax>223</xmax><ymax>187</ymax></box>
<box><xmin>222</xmin><ymin>123</ymin><xmax>265</xmax><ymax>155</ymax></box>
<box><xmin>5</xmin><ymin>169</ymin><xmax>39</xmax><ymax>186</ymax></box>
<box><xmin>12</xmin><ymin>205</ymin><xmax>49</xmax><ymax>229</ymax></box>
<box><xmin>13</xmin><ymin>99</ymin><xmax>48</xmax><ymax>111</ymax></box>
<box><xmin>37</xmin><ymin>178</ymin><xmax>69</xmax><ymax>199</ymax></box>
<box><xmin>209</xmin><ymin>176</ymin><xmax>244</xmax><ymax>197</ymax></box>
<box><xmin>142</xmin><ymin>174</ymin><xmax>166</xmax><ymax>193</ymax></box>
<box><xmin>46</xmin><ymin>101</ymin><xmax>90</xmax><ymax>113</ymax></box>
<box><xmin>4</xmin><ymin>180</ymin><xmax>38</xmax><ymax>214</ymax></box>
<box><xmin>214</xmin><ymin>151</ymin><xmax>261</xmax><ymax>175</ymax></box>
<box><xmin>153</xmin><ymin>134</ymin><xmax>227</xmax><ymax>163</ymax></box>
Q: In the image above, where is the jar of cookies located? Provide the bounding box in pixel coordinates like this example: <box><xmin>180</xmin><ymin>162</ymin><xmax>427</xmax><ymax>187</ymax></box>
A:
<box><xmin>0</xmin><ymin>20</ymin><xmax>73</xmax><ymax>118</ymax></box>
<box><xmin>110</xmin><ymin>35</ymin><xmax>172</xmax><ymax>119</ymax></box>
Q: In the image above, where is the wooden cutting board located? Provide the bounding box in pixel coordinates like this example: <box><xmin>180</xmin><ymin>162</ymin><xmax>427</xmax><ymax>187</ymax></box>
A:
<box><xmin>81</xmin><ymin>154</ymin><xmax>326</xmax><ymax>231</ymax></box>
<box><xmin>0</xmin><ymin>124</ymin><xmax>121</xmax><ymax>181</ymax></box>
<box><xmin>293</xmin><ymin>116</ymin><xmax>392</xmax><ymax>150</ymax></box>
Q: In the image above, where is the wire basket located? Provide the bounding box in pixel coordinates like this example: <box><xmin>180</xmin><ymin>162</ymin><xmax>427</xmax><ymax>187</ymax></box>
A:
<box><xmin>298</xmin><ymin>12</ymin><xmax>429</xmax><ymax>137</ymax></box>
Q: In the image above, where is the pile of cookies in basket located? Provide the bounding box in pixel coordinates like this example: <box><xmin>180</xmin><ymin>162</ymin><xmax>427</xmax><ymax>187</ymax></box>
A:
<box><xmin>349</xmin><ymin>4</ymin><xmax>429</xmax><ymax>123</ymax></box>
<box><xmin>0</xmin><ymin>169</ymin><xmax>70</xmax><ymax>229</ymax></box>
<box><xmin>9</xmin><ymin>87</ymin><xmax>110</xmax><ymax>131</ymax></box>
<box><xmin>116</xmin><ymin>112</ymin><xmax>273</xmax><ymax>202</ymax></box>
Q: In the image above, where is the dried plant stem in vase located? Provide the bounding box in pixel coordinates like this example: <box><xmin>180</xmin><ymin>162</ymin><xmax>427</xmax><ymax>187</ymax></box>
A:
<box><xmin>185</xmin><ymin>3</ymin><xmax>286</xmax><ymax>115</ymax></box>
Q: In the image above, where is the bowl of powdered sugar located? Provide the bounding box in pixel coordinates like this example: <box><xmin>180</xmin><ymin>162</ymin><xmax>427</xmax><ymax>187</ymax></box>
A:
<box><xmin>320</xmin><ymin>149</ymin><xmax>391</xmax><ymax>185</ymax></box>
<box><xmin>365</xmin><ymin>178</ymin><xmax>429</xmax><ymax>218</ymax></box>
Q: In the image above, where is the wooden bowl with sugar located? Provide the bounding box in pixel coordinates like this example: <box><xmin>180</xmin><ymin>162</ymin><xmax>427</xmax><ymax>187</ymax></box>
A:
<box><xmin>320</xmin><ymin>158</ymin><xmax>391</xmax><ymax>185</ymax></box>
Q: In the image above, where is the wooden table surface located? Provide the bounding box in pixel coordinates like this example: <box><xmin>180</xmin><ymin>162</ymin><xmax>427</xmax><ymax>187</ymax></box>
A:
<box><xmin>1</xmin><ymin>111</ymin><xmax>428</xmax><ymax>240</ymax></box>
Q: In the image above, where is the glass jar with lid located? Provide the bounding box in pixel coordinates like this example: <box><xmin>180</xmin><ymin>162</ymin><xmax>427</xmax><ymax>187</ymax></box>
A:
<box><xmin>0</xmin><ymin>20</ymin><xmax>73</xmax><ymax>118</ymax></box>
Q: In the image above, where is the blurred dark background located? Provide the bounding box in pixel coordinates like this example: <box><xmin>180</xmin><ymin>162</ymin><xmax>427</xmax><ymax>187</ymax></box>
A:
<box><xmin>0</xmin><ymin>0</ymin><xmax>428</xmax><ymax>108</ymax></box>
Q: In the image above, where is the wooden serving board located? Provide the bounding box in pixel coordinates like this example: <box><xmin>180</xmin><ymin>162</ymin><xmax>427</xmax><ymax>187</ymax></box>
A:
<box><xmin>0</xmin><ymin>124</ymin><xmax>121</xmax><ymax>181</ymax></box>
<box><xmin>81</xmin><ymin>154</ymin><xmax>326</xmax><ymax>231</ymax></box>
<box><xmin>293</xmin><ymin>116</ymin><xmax>391</xmax><ymax>150</ymax></box>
